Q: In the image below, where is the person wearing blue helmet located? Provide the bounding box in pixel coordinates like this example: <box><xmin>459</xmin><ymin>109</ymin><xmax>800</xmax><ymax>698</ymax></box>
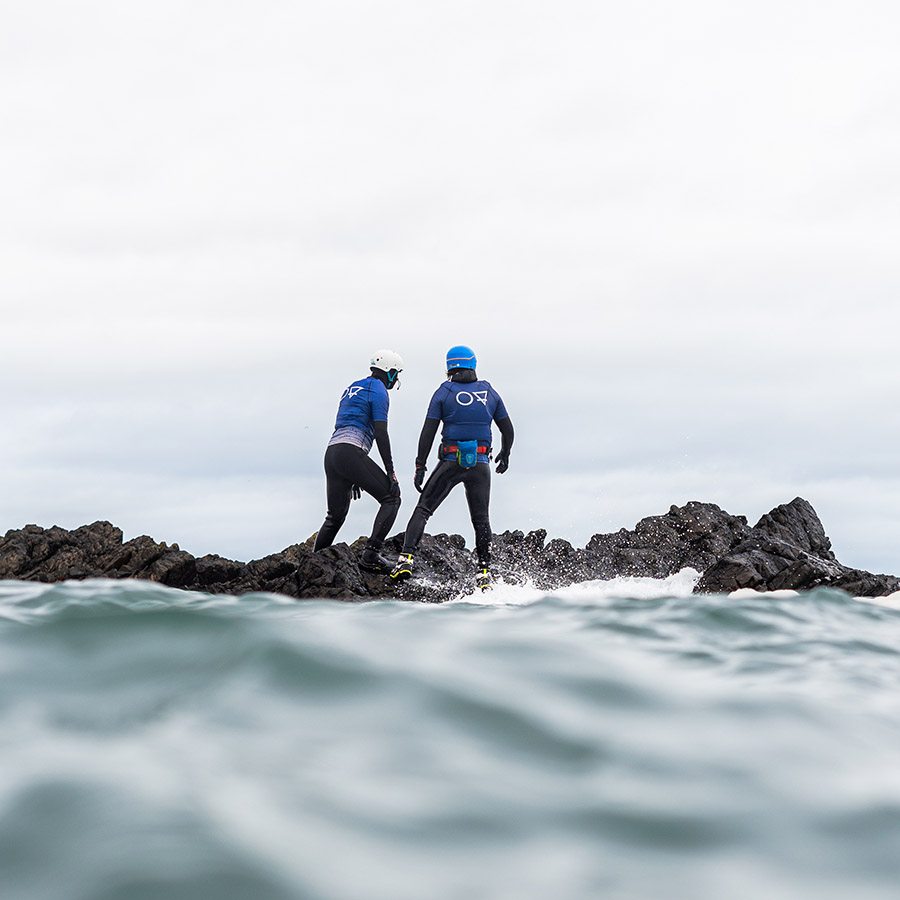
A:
<box><xmin>314</xmin><ymin>349</ymin><xmax>404</xmax><ymax>573</ymax></box>
<box><xmin>390</xmin><ymin>345</ymin><xmax>514</xmax><ymax>590</ymax></box>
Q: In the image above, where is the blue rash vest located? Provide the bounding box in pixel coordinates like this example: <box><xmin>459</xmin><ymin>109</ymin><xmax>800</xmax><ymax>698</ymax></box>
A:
<box><xmin>328</xmin><ymin>376</ymin><xmax>389</xmax><ymax>453</ymax></box>
<box><xmin>426</xmin><ymin>380</ymin><xmax>509</xmax><ymax>463</ymax></box>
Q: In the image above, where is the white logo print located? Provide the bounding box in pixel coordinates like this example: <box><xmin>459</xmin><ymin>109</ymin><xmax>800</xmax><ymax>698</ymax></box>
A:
<box><xmin>342</xmin><ymin>386</ymin><xmax>364</xmax><ymax>401</ymax></box>
<box><xmin>456</xmin><ymin>390</ymin><xmax>489</xmax><ymax>407</ymax></box>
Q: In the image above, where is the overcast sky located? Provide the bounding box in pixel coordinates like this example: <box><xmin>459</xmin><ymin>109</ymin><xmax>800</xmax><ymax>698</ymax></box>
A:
<box><xmin>1</xmin><ymin>0</ymin><xmax>898</xmax><ymax>573</ymax></box>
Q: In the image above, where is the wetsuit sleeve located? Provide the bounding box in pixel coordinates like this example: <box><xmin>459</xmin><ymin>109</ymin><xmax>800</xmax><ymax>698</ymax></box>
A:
<box><xmin>493</xmin><ymin>389</ymin><xmax>509</xmax><ymax>422</ymax></box>
<box><xmin>496</xmin><ymin>415</ymin><xmax>514</xmax><ymax>456</ymax></box>
<box><xmin>373</xmin><ymin>420</ymin><xmax>394</xmax><ymax>474</ymax></box>
<box><xmin>416</xmin><ymin>418</ymin><xmax>440</xmax><ymax>468</ymax></box>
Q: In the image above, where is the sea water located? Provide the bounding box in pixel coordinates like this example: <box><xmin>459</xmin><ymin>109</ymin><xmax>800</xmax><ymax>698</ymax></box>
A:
<box><xmin>2</xmin><ymin>575</ymin><xmax>900</xmax><ymax>900</ymax></box>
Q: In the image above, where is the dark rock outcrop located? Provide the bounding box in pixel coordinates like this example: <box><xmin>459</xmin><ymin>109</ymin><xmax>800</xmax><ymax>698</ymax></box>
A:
<box><xmin>695</xmin><ymin>498</ymin><xmax>900</xmax><ymax>597</ymax></box>
<box><xmin>0</xmin><ymin>498</ymin><xmax>896</xmax><ymax>600</ymax></box>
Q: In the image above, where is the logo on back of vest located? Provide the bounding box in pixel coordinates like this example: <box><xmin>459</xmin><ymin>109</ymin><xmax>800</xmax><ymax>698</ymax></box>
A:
<box><xmin>456</xmin><ymin>391</ymin><xmax>489</xmax><ymax>406</ymax></box>
<box><xmin>342</xmin><ymin>386</ymin><xmax>364</xmax><ymax>400</ymax></box>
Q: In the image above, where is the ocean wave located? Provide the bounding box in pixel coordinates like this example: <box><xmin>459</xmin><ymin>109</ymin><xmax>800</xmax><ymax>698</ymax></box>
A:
<box><xmin>2</xmin><ymin>578</ymin><xmax>900</xmax><ymax>899</ymax></box>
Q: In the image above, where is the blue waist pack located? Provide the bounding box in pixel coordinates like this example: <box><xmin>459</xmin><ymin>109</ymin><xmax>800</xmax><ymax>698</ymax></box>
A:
<box><xmin>455</xmin><ymin>440</ymin><xmax>479</xmax><ymax>469</ymax></box>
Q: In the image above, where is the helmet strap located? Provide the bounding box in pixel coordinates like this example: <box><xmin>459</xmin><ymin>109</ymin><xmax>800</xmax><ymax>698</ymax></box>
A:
<box><xmin>372</xmin><ymin>367</ymin><xmax>401</xmax><ymax>390</ymax></box>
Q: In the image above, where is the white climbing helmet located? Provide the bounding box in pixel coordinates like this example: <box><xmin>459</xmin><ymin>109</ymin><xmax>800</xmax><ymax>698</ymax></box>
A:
<box><xmin>370</xmin><ymin>349</ymin><xmax>404</xmax><ymax>374</ymax></box>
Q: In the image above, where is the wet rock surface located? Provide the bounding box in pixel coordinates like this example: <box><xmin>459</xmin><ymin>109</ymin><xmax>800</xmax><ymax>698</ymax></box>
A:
<box><xmin>694</xmin><ymin>498</ymin><xmax>900</xmax><ymax>597</ymax></box>
<box><xmin>0</xmin><ymin>498</ymin><xmax>896</xmax><ymax>600</ymax></box>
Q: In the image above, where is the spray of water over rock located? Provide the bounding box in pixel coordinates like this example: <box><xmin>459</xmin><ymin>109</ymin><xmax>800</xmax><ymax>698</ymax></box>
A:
<box><xmin>1</xmin><ymin>497</ymin><xmax>896</xmax><ymax>601</ymax></box>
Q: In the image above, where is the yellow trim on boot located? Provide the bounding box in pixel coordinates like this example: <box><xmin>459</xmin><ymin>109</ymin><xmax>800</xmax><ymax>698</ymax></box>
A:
<box><xmin>475</xmin><ymin>567</ymin><xmax>493</xmax><ymax>591</ymax></box>
<box><xmin>390</xmin><ymin>553</ymin><xmax>414</xmax><ymax>580</ymax></box>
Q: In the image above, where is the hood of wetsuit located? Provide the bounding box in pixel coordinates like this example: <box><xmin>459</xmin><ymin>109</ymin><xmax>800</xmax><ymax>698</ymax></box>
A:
<box><xmin>370</xmin><ymin>367</ymin><xmax>401</xmax><ymax>390</ymax></box>
<box><xmin>448</xmin><ymin>368</ymin><xmax>478</xmax><ymax>384</ymax></box>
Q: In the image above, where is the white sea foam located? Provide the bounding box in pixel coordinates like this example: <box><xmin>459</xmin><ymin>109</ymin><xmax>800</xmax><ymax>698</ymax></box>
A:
<box><xmin>450</xmin><ymin>567</ymin><xmax>701</xmax><ymax>606</ymax></box>
<box><xmin>729</xmin><ymin>587</ymin><xmax>800</xmax><ymax>599</ymax></box>
<box><xmin>856</xmin><ymin>589</ymin><xmax>900</xmax><ymax>610</ymax></box>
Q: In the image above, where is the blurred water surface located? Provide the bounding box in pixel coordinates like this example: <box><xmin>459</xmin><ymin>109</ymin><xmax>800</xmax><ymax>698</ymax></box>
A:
<box><xmin>2</xmin><ymin>575</ymin><xmax>900</xmax><ymax>900</ymax></box>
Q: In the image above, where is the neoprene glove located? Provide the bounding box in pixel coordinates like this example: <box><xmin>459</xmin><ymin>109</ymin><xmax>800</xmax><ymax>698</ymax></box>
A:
<box><xmin>351</xmin><ymin>485</ymin><xmax>362</xmax><ymax>500</ymax></box>
<box><xmin>495</xmin><ymin>450</ymin><xmax>510</xmax><ymax>474</ymax></box>
<box><xmin>414</xmin><ymin>464</ymin><xmax>426</xmax><ymax>493</ymax></box>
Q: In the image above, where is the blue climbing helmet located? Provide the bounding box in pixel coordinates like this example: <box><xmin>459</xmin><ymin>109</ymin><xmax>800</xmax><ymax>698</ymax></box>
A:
<box><xmin>446</xmin><ymin>345</ymin><xmax>477</xmax><ymax>372</ymax></box>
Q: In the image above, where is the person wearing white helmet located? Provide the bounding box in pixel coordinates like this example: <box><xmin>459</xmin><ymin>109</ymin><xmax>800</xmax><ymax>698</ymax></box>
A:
<box><xmin>314</xmin><ymin>349</ymin><xmax>404</xmax><ymax>573</ymax></box>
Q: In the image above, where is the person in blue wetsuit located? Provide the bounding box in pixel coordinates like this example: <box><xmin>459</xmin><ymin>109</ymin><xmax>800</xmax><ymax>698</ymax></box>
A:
<box><xmin>314</xmin><ymin>349</ymin><xmax>404</xmax><ymax>573</ymax></box>
<box><xmin>391</xmin><ymin>345</ymin><xmax>514</xmax><ymax>590</ymax></box>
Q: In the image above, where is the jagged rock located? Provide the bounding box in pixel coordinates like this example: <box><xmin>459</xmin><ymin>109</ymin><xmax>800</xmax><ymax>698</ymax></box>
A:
<box><xmin>103</xmin><ymin>535</ymin><xmax>167</xmax><ymax>577</ymax></box>
<box><xmin>297</xmin><ymin>543</ymin><xmax>377</xmax><ymax>599</ymax></box>
<box><xmin>0</xmin><ymin>541</ymin><xmax>28</xmax><ymax>579</ymax></box>
<box><xmin>541</xmin><ymin>538</ymin><xmax>576</xmax><ymax>570</ymax></box>
<box><xmin>195</xmin><ymin>554</ymin><xmax>245</xmax><ymax>586</ymax></box>
<box><xmin>832</xmin><ymin>570</ymin><xmax>900</xmax><ymax>597</ymax></box>
<box><xmin>695</xmin><ymin>498</ymin><xmax>900</xmax><ymax>597</ymax></box>
<box><xmin>144</xmin><ymin>550</ymin><xmax>197</xmax><ymax>587</ymax></box>
<box><xmin>753</xmin><ymin>498</ymin><xmax>835</xmax><ymax>559</ymax></box>
<box><xmin>1</xmin><ymin>498</ymin><xmax>896</xmax><ymax>600</ymax></box>
<box><xmin>579</xmin><ymin>502</ymin><xmax>751</xmax><ymax>584</ymax></box>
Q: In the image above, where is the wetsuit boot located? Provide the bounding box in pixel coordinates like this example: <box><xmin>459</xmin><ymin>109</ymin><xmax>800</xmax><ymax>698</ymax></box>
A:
<box><xmin>475</xmin><ymin>564</ymin><xmax>493</xmax><ymax>592</ymax></box>
<box><xmin>359</xmin><ymin>543</ymin><xmax>393</xmax><ymax>574</ymax></box>
<box><xmin>390</xmin><ymin>553</ymin><xmax>414</xmax><ymax>581</ymax></box>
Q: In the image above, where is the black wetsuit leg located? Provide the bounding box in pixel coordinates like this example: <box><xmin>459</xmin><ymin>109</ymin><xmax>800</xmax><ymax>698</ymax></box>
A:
<box><xmin>402</xmin><ymin>461</ymin><xmax>465</xmax><ymax>553</ymax></box>
<box><xmin>463</xmin><ymin>463</ymin><xmax>492</xmax><ymax>565</ymax></box>
<box><xmin>402</xmin><ymin>461</ymin><xmax>492</xmax><ymax>561</ymax></box>
<box><xmin>314</xmin><ymin>444</ymin><xmax>401</xmax><ymax>551</ymax></box>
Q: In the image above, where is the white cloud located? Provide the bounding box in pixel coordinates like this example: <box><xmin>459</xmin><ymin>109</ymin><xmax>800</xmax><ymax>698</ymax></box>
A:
<box><xmin>1</xmin><ymin>0</ymin><xmax>898</xmax><ymax>572</ymax></box>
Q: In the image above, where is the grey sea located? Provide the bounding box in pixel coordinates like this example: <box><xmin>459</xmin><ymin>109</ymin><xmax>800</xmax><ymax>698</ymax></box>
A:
<box><xmin>2</xmin><ymin>573</ymin><xmax>900</xmax><ymax>900</ymax></box>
